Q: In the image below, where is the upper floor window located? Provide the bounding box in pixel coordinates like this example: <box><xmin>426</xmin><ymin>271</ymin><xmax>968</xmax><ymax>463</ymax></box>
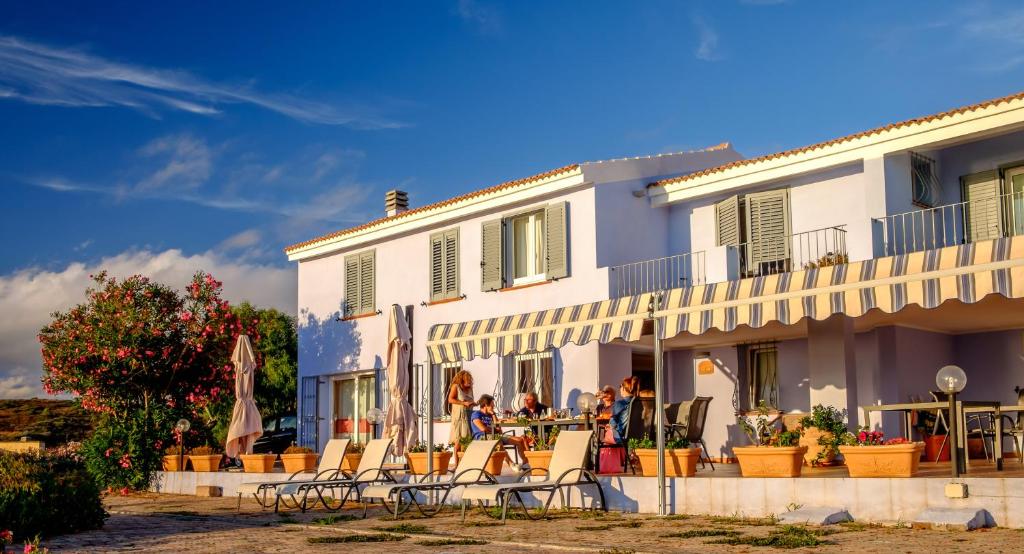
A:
<box><xmin>343</xmin><ymin>250</ymin><xmax>375</xmax><ymax>317</ymax></box>
<box><xmin>480</xmin><ymin>202</ymin><xmax>568</xmax><ymax>291</ymax></box>
<box><xmin>911</xmin><ymin>152</ymin><xmax>941</xmax><ymax>208</ymax></box>
<box><xmin>429</xmin><ymin>229</ymin><xmax>459</xmax><ymax>302</ymax></box>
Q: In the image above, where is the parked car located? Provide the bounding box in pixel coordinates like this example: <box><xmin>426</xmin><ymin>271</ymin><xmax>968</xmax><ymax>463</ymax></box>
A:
<box><xmin>252</xmin><ymin>415</ymin><xmax>297</xmax><ymax>454</ymax></box>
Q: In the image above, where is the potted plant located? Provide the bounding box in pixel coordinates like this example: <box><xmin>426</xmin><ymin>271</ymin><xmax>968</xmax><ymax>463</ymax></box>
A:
<box><xmin>280</xmin><ymin>445</ymin><xmax>317</xmax><ymax>473</ymax></box>
<box><xmin>839</xmin><ymin>429</ymin><xmax>925</xmax><ymax>477</ymax></box>
<box><xmin>188</xmin><ymin>446</ymin><xmax>223</xmax><ymax>472</ymax></box>
<box><xmin>162</xmin><ymin>445</ymin><xmax>183</xmax><ymax>471</ymax></box>
<box><xmin>341</xmin><ymin>441</ymin><xmax>364</xmax><ymax>471</ymax></box>
<box><xmin>914</xmin><ymin>409</ymin><xmax>950</xmax><ymax>462</ymax></box>
<box><xmin>406</xmin><ymin>442</ymin><xmax>453</xmax><ymax>474</ymax></box>
<box><xmin>733</xmin><ymin>403</ymin><xmax>806</xmax><ymax>477</ymax></box>
<box><xmin>629</xmin><ymin>434</ymin><xmax>701</xmax><ymax>477</ymax></box>
<box><xmin>798</xmin><ymin>404</ymin><xmax>848</xmax><ymax>466</ymax></box>
<box><xmin>464</xmin><ymin>435</ymin><xmax>508</xmax><ymax>475</ymax></box>
<box><xmin>238</xmin><ymin>452</ymin><xmax>277</xmax><ymax>473</ymax></box>
<box><xmin>522</xmin><ymin>428</ymin><xmax>557</xmax><ymax>472</ymax></box>
<box><xmin>455</xmin><ymin>435</ymin><xmax>473</xmax><ymax>465</ymax></box>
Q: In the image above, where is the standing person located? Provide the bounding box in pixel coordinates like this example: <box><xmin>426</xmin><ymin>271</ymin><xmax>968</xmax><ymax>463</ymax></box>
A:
<box><xmin>471</xmin><ymin>394</ymin><xmax>530</xmax><ymax>471</ymax></box>
<box><xmin>448</xmin><ymin>370</ymin><xmax>475</xmax><ymax>453</ymax></box>
<box><xmin>607</xmin><ymin>376</ymin><xmax>639</xmax><ymax>445</ymax></box>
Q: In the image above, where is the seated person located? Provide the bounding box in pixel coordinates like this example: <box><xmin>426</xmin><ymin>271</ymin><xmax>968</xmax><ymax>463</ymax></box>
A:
<box><xmin>595</xmin><ymin>385</ymin><xmax>616</xmax><ymax>420</ymax></box>
<box><xmin>471</xmin><ymin>394</ymin><xmax>530</xmax><ymax>470</ymax></box>
<box><xmin>517</xmin><ymin>391</ymin><xmax>549</xmax><ymax>419</ymax></box>
<box><xmin>605</xmin><ymin>376</ymin><xmax>639</xmax><ymax>445</ymax></box>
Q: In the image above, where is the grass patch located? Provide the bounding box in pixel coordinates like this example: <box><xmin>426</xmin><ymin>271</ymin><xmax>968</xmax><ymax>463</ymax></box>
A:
<box><xmin>661</xmin><ymin>529</ymin><xmax>741</xmax><ymax>539</ymax></box>
<box><xmin>311</xmin><ymin>514</ymin><xmax>358</xmax><ymax>525</ymax></box>
<box><xmin>371</xmin><ymin>523</ymin><xmax>434</xmax><ymax>535</ymax></box>
<box><xmin>661</xmin><ymin>514</ymin><xmax>690</xmax><ymax>521</ymax></box>
<box><xmin>709</xmin><ymin>515</ymin><xmax>778</xmax><ymax>526</ymax></box>
<box><xmin>838</xmin><ymin>521</ymin><xmax>882</xmax><ymax>531</ymax></box>
<box><xmin>161</xmin><ymin>510</ymin><xmax>204</xmax><ymax>517</ymax></box>
<box><xmin>483</xmin><ymin>506</ymin><xmax>539</xmax><ymax>520</ymax></box>
<box><xmin>598</xmin><ymin>549</ymin><xmax>635</xmax><ymax>554</ymax></box>
<box><xmin>576</xmin><ymin>520</ymin><xmax>643</xmax><ymax>531</ymax></box>
<box><xmin>415</xmin><ymin>538</ymin><xmax>489</xmax><ymax>546</ymax></box>
<box><xmin>307</xmin><ymin>533</ymin><xmax>407</xmax><ymax>544</ymax></box>
<box><xmin>707</xmin><ymin>525</ymin><xmax>831</xmax><ymax>548</ymax></box>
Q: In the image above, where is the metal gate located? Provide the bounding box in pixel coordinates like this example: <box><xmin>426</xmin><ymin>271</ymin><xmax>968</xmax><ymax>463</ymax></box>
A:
<box><xmin>299</xmin><ymin>375</ymin><xmax>319</xmax><ymax>449</ymax></box>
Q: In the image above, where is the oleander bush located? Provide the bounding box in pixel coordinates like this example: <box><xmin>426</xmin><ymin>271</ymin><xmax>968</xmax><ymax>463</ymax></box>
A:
<box><xmin>0</xmin><ymin>449</ymin><xmax>106</xmax><ymax>540</ymax></box>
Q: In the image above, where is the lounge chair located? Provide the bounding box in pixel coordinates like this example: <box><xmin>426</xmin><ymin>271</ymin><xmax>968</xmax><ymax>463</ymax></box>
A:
<box><xmin>276</xmin><ymin>437</ymin><xmax>396</xmax><ymax>512</ymax></box>
<box><xmin>361</xmin><ymin>439</ymin><xmax>500</xmax><ymax>518</ymax></box>
<box><xmin>235</xmin><ymin>438</ymin><xmax>349</xmax><ymax>510</ymax></box>
<box><xmin>460</xmin><ymin>430</ymin><xmax>606</xmax><ymax>523</ymax></box>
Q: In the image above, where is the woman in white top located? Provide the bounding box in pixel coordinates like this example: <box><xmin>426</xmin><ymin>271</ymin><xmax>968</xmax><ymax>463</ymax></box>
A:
<box><xmin>448</xmin><ymin>370</ymin><xmax>475</xmax><ymax>453</ymax></box>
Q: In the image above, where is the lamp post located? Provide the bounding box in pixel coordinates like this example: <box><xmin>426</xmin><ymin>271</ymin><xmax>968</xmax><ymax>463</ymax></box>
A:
<box><xmin>174</xmin><ymin>418</ymin><xmax>191</xmax><ymax>472</ymax></box>
<box><xmin>935</xmin><ymin>365</ymin><xmax>967</xmax><ymax>478</ymax></box>
<box><xmin>365</xmin><ymin>407</ymin><xmax>384</xmax><ymax>440</ymax></box>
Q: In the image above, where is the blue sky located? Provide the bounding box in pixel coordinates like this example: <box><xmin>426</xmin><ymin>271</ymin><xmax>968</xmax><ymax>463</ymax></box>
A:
<box><xmin>1</xmin><ymin>0</ymin><xmax>1023</xmax><ymax>397</ymax></box>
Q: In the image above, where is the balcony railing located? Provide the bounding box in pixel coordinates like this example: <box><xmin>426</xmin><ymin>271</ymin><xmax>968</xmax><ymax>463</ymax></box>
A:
<box><xmin>610</xmin><ymin>251</ymin><xmax>707</xmax><ymax>297</ymax></box>
<box><xmin>729</xmin><ymin>225</ymin><xmax>849</xmax><ymax>278</ymax></box>
<box><xmin>875</xmin><ymin>191</ymin><xmax>1024</xmax><ymax>257</ymax></box>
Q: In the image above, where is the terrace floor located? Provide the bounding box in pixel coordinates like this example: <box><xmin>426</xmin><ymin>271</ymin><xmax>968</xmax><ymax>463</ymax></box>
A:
<box><xmin>44</xmin><ymin>493</ymin><xmax>1024</xmax><ymax>553</ymax></box>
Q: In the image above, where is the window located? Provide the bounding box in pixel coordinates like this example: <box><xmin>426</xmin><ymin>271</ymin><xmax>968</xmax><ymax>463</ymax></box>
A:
<box><xmin>433</xmin><ymin>362</ymin><xmax>461</xmax><ymax>417</ymax></box>
<box><xmin>343</xmin><ymin>250</ymin><xmax>375</xmax><ymax>317</ymax></box>
<box><xmin>715</xmin><ymin>189</ymin><xmax>791</xmax><ymax>275</ymax></box>
<box><xmin>911</xmin><ymin>152</ymin><xmax>941</xmax><ymax>208</ymax></box>
<box><xmin>513</xmin><ymin>350</ymin><xmax>554</xmax><ymax>408</ymax></box>
<box><xmin>747</xmin><ymin>344</ymin><xmax>779</xmax><ymax>410</ymax></box>
<box><xmin>480</xmin><ymin>202</ymin><xmax>568</xmax><ymax>291</ymax></box>
<box><xmin>429</xmin><ymin>229</ymin><xmax>459</xmax><ymax>302</ymax></box>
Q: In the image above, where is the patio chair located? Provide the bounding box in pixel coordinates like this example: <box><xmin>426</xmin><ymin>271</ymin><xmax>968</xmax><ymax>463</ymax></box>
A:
<box><xmin>235</xmin><ymin>438</ymin><xmax>349</xmax><ymax>511</ymax></box>
<box><xmin>273</xmin><ymin>437</ymin><xmax>396</xmax><ymax>513</ymax></box>
<box><xmin>360</xmin><ymin>439</ymin><xmax>500</xmax><ymax>518</ymax></box>
<box><xmin>459</xmin><ymin>430</ymin><xmax>605</xmax><ymax>523</ymax></box>
<box><xmin>1004</xmin><ymin>387</ymin><xmax>1024</xmax><ymax>463</ymax></box>
<box><xmin>667</xmin><ymin>400</ymin><xmax>692</xmax><ymax>441</ymax></box>
<box><xmin>680</xmin><ymin>396</ymin><xmax>714</xmax><ymax>470</ymax></box>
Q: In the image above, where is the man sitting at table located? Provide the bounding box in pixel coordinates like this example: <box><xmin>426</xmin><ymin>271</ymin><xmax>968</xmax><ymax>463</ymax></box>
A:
<box><xmin>517</xmin><ymin>391</ymin><xmax>549</xmax><ymax>419</ymax></box>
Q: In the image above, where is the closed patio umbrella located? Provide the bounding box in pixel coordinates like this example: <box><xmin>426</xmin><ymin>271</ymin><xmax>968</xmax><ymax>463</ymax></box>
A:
<box><xmin>383</xmin><ymin>304</ymin><xmax>418</xmax><ymax>457</ymax></box>
<box><xmin>225</xmin><ymin>334</ymin><xmax>263</xmax><ymax>458</ymax></box>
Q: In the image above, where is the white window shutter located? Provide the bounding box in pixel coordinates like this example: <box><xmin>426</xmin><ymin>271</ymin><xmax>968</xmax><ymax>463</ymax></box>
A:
<box><xmin>480</xmin><ymin>219</ymin><xmax>504</xmax><ymax>291</ymax></box>
<box><xmin>744</xmin><ymin>189</ymin><xmax>790</xmax><ymax>267</ymax></box>
<box><xmin>544</xmin><ymin>202</ymin><xmax>569</xmax><ymax>280</ymax></box>
<box><xmin>715</xmin><ymin>195</ymin><xmax>741</xmax><ymax>247</ymax></box>
<box><xmin>962</xmin><ymin>170</ymin><xmax>1004</xmax><ymax>242</ymax></box>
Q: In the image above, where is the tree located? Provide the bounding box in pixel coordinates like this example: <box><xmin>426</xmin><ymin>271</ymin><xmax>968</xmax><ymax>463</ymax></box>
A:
<box><xmin>39</xmin><ymin>272</ymin><xmax>248</xmax><ymax>489</ymax></box>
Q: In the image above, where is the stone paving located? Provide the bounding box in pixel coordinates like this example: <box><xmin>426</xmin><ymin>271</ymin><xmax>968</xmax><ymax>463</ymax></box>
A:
<box><xmin>43</xmin><ymin>493</ymin><xmax>1024</xmax><ymax>553</ymax></box>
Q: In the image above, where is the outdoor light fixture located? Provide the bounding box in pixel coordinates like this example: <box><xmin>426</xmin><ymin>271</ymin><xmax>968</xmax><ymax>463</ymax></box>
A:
<box><xmin>365</xmin><ymin>407</ymin><xmax>384</xmax><ymax>439</ymax></box>
<box><xmin>576</xmin><ymin>392</ymin><xmax>598</xmax><ymax>431</ymax></box>
<box><xmin>935</xmin><ymin>365</ymin><xmax>967</xmax><ymax>478</ymax></box>
<box><xmin>174</xmin><ymin>419</ymin><xmax>191</xmax><ymax>471</ymax></box>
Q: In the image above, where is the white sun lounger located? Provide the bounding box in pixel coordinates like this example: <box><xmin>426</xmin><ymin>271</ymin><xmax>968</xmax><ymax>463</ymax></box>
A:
<box><xmin>235</xmin><ymin>438</ymin><xmax>349</xmax><ymax>510</ymax></box>
<box><xmin>362</xmin><ymin>439</ymin><xmax>500</xmax><ymax>518</ymax></box>
<box><xmin>460</xmin><ymin>430</ymin><xmax>606</xmax><ymax>522</ymax></box>
<box><xmin>276</xmin><ymin>437</ymin><xmax>396</xmax><ymax>512</ymax></box>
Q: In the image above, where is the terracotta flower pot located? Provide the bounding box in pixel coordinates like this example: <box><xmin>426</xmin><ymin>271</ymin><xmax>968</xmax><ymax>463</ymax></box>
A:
<box><xmin>239</xmin><ymin>454</ymin><xmax>277</xmax><ymax>473</ymax></box>
<box><xmin>634</xmin><ymin>447</ymin><xmax>701</xmax><ymax>477</ymax></box>
<box><xmin>485</xmin><ymin>451</ymin><xmax>509</xmax><ymax>476</ymax></box>
<box><xmin>523</xmin><ymin>450</ymin><xmax>554</xmax><ymax>472</ymax></box>
<box><xmin>799</xmin><ymin>428</ymin><xmax>836</xmax><ymax>466</ymax></box>
<box><xmin>840</xmin><ymin>442</ymin><xmax>924</xmax><ymax>477</ymax></box>
<box><xmin>406</xmin><ymin>452</ymin><xmax>452</xmax><ymax>474</ymax></box>
<box><xmin>162</xmin><ymin>455</ymin><xmax>182</xmax><ymax>472</ymax></box>
<box><xmin>341</xmin><ymin>453</ymin><xmax>362</xmax><ymax>472</ymax></box>
<box><xmin>188</xmin><ymin>454</ymin><xmax>223</xmax><ymax>472</ymax></box>
<box><xmin>280</xmin><ymin>453</ymin><xmax>318</xmax><ymax>473</ymax></box>
<box><xmin>923</xmin><ymin>434</ymin><xmax>950</xmax><ymax>462</ymax></box>
<box><xmin>733</xmin><ymin>446</ymin><xmax>808</xmax><ymax>477</ymax></box>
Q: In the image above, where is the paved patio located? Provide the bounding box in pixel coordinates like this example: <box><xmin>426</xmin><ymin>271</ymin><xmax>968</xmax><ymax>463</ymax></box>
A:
<box><xmin>43</xmin><ymin>493</ymin><xmax>1023</xmax><ymax>553</ymax></box>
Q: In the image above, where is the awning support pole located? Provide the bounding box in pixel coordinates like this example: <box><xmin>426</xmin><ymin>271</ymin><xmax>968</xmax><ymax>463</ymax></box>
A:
<box><xmin>654</xmin><ymin>315</ymin><xmax>667</xmax><ymax>516</ymax></box>
<box><xmin>427</xmin><ymin>361</ymin><xmax>434</xmax><ymax>477</ymax></box>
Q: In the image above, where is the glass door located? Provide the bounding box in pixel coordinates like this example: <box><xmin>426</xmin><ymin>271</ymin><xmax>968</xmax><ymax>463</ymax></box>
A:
<box><xmin>332</xmin><ymin>373</ymin><xmax>377</xmax><ymax>444</ymax></box>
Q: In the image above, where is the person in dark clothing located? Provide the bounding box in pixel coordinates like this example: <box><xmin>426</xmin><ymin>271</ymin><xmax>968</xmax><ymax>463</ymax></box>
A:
<box><xmin>516</xmin><ymin>391</ymin><xmax>549</xmax><ymax>419</ymax></box>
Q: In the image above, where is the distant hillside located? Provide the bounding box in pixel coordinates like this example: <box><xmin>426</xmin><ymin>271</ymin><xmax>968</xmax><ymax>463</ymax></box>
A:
<box><xmin>0</xmin><ymin>399</ymin><xmax>93</xmax><ymax>445</ymax></box>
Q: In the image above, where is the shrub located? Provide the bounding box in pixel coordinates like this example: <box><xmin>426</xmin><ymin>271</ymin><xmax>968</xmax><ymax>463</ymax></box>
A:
<box><xmin>81</xmin><ymin>414</ymin><xmax>163</xmax><ymax>491</ymax></box>
<box><xmin>283</xmin><ymin>445</ymin><xmax>313</xmax><ymax>454</ymax></box>
<box><xmin>163</xmin><ymin>444</ymin><xmax>182</xmax><ymax>456</ymax></box>
<box><xmin>189</xmin><ymin>446</ymin><xmax>222</xmax><ymax>455</ymax></box>
<box><xmin>0</xmin><ymin>450</ymin><xmax>106</xmax><ymax>540</ymax></box>
<box><xmin>407</xmin><ymin>442</ymin><xmax>450</xmax><ymax>453</ymax></box>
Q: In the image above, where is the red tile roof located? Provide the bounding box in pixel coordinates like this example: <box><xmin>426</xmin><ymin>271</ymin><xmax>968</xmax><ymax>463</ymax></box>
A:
<box><xmin>284</xmin><ymin>163</ymin><xmax>581</xmax><ymax>253</ymax></box>
<box><xmin>650</xmin><ymin>90</ymin><xmax>1024</xmax><ymax>189</ymax></box>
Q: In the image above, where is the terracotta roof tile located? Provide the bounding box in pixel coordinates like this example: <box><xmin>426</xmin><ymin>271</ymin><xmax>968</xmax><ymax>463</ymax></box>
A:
<box><xmin>284</xmin><ymin>163</ymin><xmax>581</xmax><ymax>253</ymax></box>
<box><xmin>650</xmin><ymin>90</ymin><xmax>1024</xmax><ymax>188</ymax></box>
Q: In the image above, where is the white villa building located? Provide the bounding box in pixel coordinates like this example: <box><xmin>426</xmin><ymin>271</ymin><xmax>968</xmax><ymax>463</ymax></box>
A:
<box><xmin>286</xmin><ymin>91</ymin><xmax>1024</xmax><ymax>463</ymax></box>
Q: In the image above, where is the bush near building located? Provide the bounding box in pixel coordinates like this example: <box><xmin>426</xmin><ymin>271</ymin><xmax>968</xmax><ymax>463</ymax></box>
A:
<box><xmin>0</xmin><ymin>449</ymin><xmax>106</xmax><ymax>540</ymax></box>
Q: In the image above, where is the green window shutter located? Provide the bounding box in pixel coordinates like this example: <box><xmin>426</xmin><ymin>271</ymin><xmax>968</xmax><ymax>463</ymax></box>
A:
<box><xmin>358</xmin><ymin>250</ymin><xmax>375</xmax><ymax>315</ymax></box>
<box><xmin>544</xmin><ymin>202</ymin><xmax>569</xmax><ymax>280</ymax></box>
<box><xmin>443</xmin><ymin>229</ymin><xmax>459</xmax><ymax>298</ymax></box>
<box><xmin>715</xmin><ymin>195</ymin><xmax>741</xmax><ymax>247</ymax></box>
<box><xmin>344</xmin><ymin>254</ymin><xmax>359</xmax><ymax>316</ymax></box>
<box><xmin>745</xmin><ymin>189</ymin><xmax>790</xmax><ymax>267</ymax></box>
<box><xmin>429</xmin><ymin>232</ymin><xmax>445</xmax><ymax>301</ymax></box>
<box><xmin>480</xmin><ymin>219</ymin><xmax>504</xmax><ymax>291</ymax></box>
<box><xmin>961</xmin><ymin>170</ymin><xmax>1003</xmax><ymax>242</ymax></box>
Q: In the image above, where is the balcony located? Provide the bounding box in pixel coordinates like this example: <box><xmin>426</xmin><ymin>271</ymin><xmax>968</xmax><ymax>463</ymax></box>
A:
<box><xmin>874</xmin><ymin>191</ymin><xmax>1024</xmax><ymax>257</ymax></box>
<box><xmin>610</xmin><ymin>251</ymin><xmax>707</xmax><ymax>298</ymax></box>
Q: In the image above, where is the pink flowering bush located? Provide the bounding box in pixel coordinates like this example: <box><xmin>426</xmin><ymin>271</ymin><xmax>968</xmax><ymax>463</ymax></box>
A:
<box><xmin>39</xmin><ymin>272</ymin><xmax>252</xmax><ymax>490</ymax></box>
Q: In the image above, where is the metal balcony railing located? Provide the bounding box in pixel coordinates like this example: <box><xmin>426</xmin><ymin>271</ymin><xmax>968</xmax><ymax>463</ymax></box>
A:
<box><xmin>729</xmin><ymin>225</ymin><xmax>849</xmax><ymax>278</ymax></box>
<box><xmin>610</xmin><ymin>251</ymin><xmax>707</xmax><ymax>298</ymax></box>
<box><xmin>874</xmin><ymin>191</ymin><xmax>1024</xmax><ymax>257</ymax></box>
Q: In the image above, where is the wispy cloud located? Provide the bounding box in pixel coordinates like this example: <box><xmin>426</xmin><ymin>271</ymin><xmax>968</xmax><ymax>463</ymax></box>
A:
<box><xmin>454</xmin><ymin>0</ymin><xmax>503</xmax><ymax>36</ymax></box>
<box><xmin>0</xmin><ymin>35</ymin><xmax>405</xmax><ymax>128</ymax></box>
<box><xmin>692</xmin><ymin>14</ymin><xmax>722</xmax><ymax>62</ymax></box>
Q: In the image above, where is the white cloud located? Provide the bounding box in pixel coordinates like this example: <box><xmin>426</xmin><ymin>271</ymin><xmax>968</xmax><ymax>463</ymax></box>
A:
<box><xmin>692</xmin><ymin>14</ymin><xmax>722</xmax><ymax>62</ymax></box>
<box><xmin>135</xmin><ymin>134</ymin><xmax>212</xmax><ymax>192</ymax></box>
<box><xmin>0</xmin><ymin>35</ymin><xmax>405</xmax><ymax>128</ymax></box>
<box><xmin>0</xmin><ymin>248</ymin><xmax>296</xmax><ymax>399</ymax></box>
<box><xmin>454</xmin><ymin>0</ymin><xmax>503</xmax><ymax>35</ymax></box>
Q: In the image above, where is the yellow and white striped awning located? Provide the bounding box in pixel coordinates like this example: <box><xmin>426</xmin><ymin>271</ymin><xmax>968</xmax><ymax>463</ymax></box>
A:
<box><xmin>655</xmin><ymin>236</ymin><xmax>1024</xmax><ymax>339</ymax></box>
<box><xmin>426</xmin><ymin>292</ymin><xmax>654</xmax><ymax>364</ymax></box>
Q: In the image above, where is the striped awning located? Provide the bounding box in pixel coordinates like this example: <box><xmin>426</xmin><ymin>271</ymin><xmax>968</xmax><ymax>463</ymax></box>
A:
<box><xmin>656</xmin><ymin>236</ymin><xmax>1024</xmax><ymax>339</ymax></box>
<box><xmin>426</xmin><ymin>292</ymin><xmax>654</xmax><ymax>364</ymax></box>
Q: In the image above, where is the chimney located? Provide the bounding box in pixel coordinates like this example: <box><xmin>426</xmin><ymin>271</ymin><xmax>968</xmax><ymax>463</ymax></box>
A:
<box><xmin>385</xmin><ymin>189</ymin><xmax>409</xmax><ymax>217</ymax></box>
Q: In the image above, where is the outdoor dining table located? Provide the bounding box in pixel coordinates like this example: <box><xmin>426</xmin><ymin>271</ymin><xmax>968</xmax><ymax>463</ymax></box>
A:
<box><xmin>861</xmin><ymin>400</ymin><xmax>1004</xmax><ymax>472</ymax></box>
<box><xmin>500</xmin><ymin>417</ymin><xmax>593</xmax><ymax>445</ymax></box>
